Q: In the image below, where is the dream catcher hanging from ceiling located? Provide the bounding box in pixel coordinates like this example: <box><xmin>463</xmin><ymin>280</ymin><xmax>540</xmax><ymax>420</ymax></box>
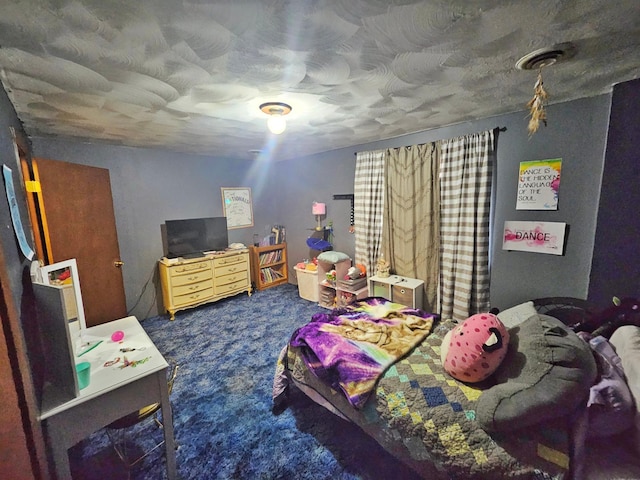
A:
<box><xmin>516</xmin><ymin>43</ymin><xmax>576</xmax><ymax>137</ymax></box>
<box><xmin>526</xmin><ymin>68</ymin><xmax>549</xmax><ymax>136</ymax></box>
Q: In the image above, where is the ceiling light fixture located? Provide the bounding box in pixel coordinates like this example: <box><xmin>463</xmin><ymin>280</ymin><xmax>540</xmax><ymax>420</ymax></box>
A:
<box><xmin>515</xmin><ymin>42</ymin><xmax>576</xmax><ymax>71</ymax></box>
<box><xmin>260</xmin><ymin>102</ymin><xmax>292</xmax><ymax>135</ymax></box>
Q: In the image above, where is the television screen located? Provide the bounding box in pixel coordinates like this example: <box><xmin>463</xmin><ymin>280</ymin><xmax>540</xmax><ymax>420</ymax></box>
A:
<box><xmin>165</xmin><ymin>217</ymin><xmax>228</xmax><ymax>257</ymax></box>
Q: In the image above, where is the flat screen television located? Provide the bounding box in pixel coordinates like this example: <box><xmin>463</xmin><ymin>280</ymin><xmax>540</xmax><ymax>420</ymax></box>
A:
<box><xmin>165</xmin><ymin>217</ymin><xmax>228</xmax><ymax>258</ymax></box>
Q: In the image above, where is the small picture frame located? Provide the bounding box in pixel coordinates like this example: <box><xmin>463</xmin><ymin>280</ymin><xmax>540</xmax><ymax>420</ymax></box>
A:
<box><xmin>221</xmin><ymin>187</ymin><xmax>254</xmax><ymax>229</ymax></box>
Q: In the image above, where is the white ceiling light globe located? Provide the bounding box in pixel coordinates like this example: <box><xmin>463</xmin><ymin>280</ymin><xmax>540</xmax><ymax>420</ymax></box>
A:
<box><xmin>267</xmin><ymin>115</ymin><xmax>286</xmax><ymax>134</ymax></box>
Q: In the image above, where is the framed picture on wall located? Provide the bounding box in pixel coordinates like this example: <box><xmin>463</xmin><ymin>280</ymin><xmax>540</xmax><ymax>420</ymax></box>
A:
<box><xmin>221</xmin><ymin>187</ymin><xmax>254</xmax><ymax>229</ymax></box>
<box><xmin>516</xmin><ymin>158</ymin><xmax>562</xmax><ymax>210</ymax></box>
<box><xmin>502</xmin><ymin>221</ymin><xmax>566</xmax><ymax>255</ymax></box>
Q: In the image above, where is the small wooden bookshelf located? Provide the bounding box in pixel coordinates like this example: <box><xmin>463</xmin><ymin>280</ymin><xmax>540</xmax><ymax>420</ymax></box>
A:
<box><xmin>249</xmin><ymin>243</ymin><xmax>288</xmax><ymax>290</ymax></box>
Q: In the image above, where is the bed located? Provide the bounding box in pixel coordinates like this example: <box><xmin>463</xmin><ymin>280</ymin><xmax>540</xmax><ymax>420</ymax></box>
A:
<box><xmin>273</xmin><ymin>297</ymin><xmax>640</xmax><ymax>479</ymax></box>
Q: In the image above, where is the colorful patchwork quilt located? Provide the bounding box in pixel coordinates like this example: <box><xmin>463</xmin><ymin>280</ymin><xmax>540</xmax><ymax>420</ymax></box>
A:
<box><xmin>275</xmin><ymin>301</ymin><xmax>571</xmax><ymax>479</ymax></box>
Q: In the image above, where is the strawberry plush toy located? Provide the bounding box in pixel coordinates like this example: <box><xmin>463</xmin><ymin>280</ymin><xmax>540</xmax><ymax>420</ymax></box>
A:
<box><xmin>441</xmin><ymin>313</ymin><xmax>509</xmax><ymax>383</ymax></box>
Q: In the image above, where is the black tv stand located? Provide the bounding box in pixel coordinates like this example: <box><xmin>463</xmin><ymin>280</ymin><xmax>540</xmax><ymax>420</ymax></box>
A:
<box><xmin>181</xmin><ymin>252</ymin><xmax>205</xmax><ymax>259</ymax></box>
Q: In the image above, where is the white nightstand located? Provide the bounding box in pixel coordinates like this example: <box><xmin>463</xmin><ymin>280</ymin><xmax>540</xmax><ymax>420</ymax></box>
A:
<box><xmin>368</xmin><ymin>274</ymin><xmax>424</xmax><ymax>309</ymax></box>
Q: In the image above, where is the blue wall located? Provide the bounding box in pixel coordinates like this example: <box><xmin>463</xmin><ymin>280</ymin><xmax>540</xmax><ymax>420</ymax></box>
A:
<box><xmin>0</xmin><ymin>76</ymin><xmax>43</xmax><ymax>475</ymax></box>
<box><xmin>276</xmin><ymin>95</ymin><xmax>611</xmax><ymax>310</ymax></box>
<box><xmin>0</xmin><ymin>84</ymin><xmax>32</xmax><ymax>298</ymax></box>
<box><xmin>21</xmin><ymin>89</ymin><xmax>623</xmax><ymax>316</ymax></box>
<box><xmin>589</xmin><ymin>78</ymin><xmax>640</xmax><ymax>306</ymax></box>
<box><xmin>29</xmin><ymin>138</ymin><xmax>281</xmax><ymax>318</ymax></box>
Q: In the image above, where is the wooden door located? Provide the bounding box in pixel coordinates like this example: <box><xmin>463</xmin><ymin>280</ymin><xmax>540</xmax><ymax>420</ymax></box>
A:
<box><xmin>31</xmin><ymin>158</ymin><xmax>127</xmax><ymax>326</ymax></box>
<box><xmin>0</xmin><ymin>302</ymin><xmax>41</xmax><ymax>480</ymax></box>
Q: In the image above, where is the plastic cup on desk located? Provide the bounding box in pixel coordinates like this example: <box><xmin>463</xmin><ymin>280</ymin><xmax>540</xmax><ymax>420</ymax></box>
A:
<box><xmin>75</xmin><ymin>361</ymin><xmax>91</xmax><ymax>390</ymax></box>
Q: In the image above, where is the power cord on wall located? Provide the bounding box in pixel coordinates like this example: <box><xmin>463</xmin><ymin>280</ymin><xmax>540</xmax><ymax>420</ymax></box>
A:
<box><xmin>127</xmin><ymin>264</ymin><xmax>158</xmax><ymax>320</ymax></box>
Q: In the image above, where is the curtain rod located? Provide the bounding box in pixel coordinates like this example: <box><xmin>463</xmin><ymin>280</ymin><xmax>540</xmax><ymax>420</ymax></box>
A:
<box><xmin>353</xmin><ymin>126</ymin><xmax>507</xmax><ymax>155</ymax></box>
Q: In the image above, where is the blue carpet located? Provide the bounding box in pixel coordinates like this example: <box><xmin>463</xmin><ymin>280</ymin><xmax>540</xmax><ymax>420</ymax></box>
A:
<box><xmin>69</xmin><ymin>284</ymin><xmax>422</xmax><ymax>479</ymax></box>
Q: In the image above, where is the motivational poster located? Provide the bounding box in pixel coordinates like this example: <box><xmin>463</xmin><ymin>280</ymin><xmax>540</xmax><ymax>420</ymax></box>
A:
<box><xmin>503</xmin><ymin>221</ymin><xmax>566</xmax><ymax>255</ymax></box>
<box><xmin>516</xmin><ymin>158</ymin><xmax>562</xmax><ymax>210</ymax></box>
<box><xmin>221</xmin><ymin>187</ymin><xmax>254</xmax><ymax>229</ymax></box>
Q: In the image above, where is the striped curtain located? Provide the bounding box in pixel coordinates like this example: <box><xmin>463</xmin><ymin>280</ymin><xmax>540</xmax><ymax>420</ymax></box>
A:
<box><xmin>439</xmin><ymin>130</ymin><xmax>494</xmax><ymax>322</ymax></box>
<box><xmin>354</xmin><ymin>149</ymin><xmax>386</xmax><ymax>274</ymax></box>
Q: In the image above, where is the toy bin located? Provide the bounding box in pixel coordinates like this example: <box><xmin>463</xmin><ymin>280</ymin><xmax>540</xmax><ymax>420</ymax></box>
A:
<box><xmin>294</xmin><ymin>266</ymin><xmax>318</xmax><ymax>302</ymax></box>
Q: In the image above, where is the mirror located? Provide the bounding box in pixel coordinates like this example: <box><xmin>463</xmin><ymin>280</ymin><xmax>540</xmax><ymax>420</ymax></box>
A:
<box><xmin>35</xmin><ymin>259</ymin><xmax>88</xmax><ymax>352</ymax></box>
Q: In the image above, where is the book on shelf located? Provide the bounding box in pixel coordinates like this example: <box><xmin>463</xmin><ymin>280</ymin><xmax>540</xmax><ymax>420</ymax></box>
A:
<box><xmin>260</xmin><ymin>267</ymin><xmax>284</xmax><ymax>284</ymax></box>
<box><xmin>258</xmin><ymin>250</ymin><xmax>282</xmax><ymax>266</ymax></box>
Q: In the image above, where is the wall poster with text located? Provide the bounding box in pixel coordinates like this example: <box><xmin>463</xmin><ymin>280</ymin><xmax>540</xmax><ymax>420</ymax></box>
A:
<box><xmin>221</xmin><ymin>187</ymin><xmax>254</xmax><ymax>229</ymax></box>
<box><xmin>516</xmin><ymin>158</ymin><xmax>562</xmax><ymax>210</ymax></box>
<box><xmin>503</xmin><ymin>221</ymin><xmax>566</xmax><ymax>255</ymax></box>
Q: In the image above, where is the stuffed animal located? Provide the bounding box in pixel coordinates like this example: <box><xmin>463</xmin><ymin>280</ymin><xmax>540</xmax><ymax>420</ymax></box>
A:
<box><xmin>441</xmin><ymin>313</ymin><xmax>509</xmax><ymax>383</ymax></box>
<box><xmin>376</xmin><ymin>257</ymin><xmax>390</xmax><ymax>277</ymax></box>
<box><xmin>346</xmin><ymin>266</ymin><xmax>361</xmax><ymax>279</ymax></box>
<box><xmin>573</xmin><ymin>296</ymin><xmax>640</xmax><ymax>339</ymax></box>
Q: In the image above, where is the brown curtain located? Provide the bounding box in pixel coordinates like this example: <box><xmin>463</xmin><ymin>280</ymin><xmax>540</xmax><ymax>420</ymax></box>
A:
<box><xmin>382</xmin><ymin>144</ymin><xmax>440</xmax><ymax>311</ymax></box>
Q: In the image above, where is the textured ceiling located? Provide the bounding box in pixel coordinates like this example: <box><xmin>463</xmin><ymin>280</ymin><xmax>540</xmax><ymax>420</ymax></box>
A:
<box><xmin>0</xmin><ymin>0</ymin><xmax>639</xmax><ymax>161</ymax></box>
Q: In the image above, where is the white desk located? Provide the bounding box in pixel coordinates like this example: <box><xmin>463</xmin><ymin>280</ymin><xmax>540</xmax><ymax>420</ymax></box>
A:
<box><xmin>40</xmin><ymin>316</ymin><xmax>177</xmax><ymax>480</ymax></box>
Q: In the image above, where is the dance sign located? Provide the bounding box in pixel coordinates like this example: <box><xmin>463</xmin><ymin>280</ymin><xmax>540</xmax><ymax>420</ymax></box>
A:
<box><xmin>503</xmin><ymin>221</ymin><xmax>566</xmax><ymax>255</ymax></box>
<box><xmin>516</xmin><ymin>159</ymin><xmax>561</xmax><ymax>210</ymax></box>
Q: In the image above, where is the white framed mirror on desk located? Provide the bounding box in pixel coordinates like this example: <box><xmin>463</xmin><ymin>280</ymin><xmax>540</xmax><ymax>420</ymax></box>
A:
<box><xmin>32</xmin><ymin>258</ymin><xmax>89</xmax><ymax>409</ymax></box>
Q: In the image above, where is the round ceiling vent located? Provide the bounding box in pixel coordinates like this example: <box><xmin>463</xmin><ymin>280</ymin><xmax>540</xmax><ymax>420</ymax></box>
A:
<box><xmin>516</xmin><ymin>42</ymin><xmax>577</xmax><ymax>70</ymax></box>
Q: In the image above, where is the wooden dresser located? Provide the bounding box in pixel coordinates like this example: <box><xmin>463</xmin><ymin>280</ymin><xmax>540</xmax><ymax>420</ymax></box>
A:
<box><xmin>158</xmin><ymin>249</ymin><xmax>251</xmax><ymax>320</ymax></box>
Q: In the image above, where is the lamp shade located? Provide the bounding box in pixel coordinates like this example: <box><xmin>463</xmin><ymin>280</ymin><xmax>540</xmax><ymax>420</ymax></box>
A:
<box><xmin>312</xmin><ymin>202</ymin><xmax>326</xmax><ymax>215</ymax></box>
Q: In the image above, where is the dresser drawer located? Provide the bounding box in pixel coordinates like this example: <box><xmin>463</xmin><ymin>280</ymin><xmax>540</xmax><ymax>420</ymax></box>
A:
<box><xmin>214</xmin><ymin>271</ymin><xmax>248</xmax><ymax>288</ymax></box>
<box><xmin>172</xmin><ymin>286</ymin><xmax>215</xmax><ymax>308</ymax></box>
<box><xmin>216</xmin><ymin>262</ymin><xmax>247</xmax><ymax>277</ymax></box>
<box><xmin>172</xmin><ymin>279</ymin><xmax>214</xmax><ymax>297</ymax></box>
<box><xmin>169</xmin><ymin>261</ymin><xmax>211</xmax><ymax>276</ymax></box>
<box><xmin>214</xmin><ymin>278</ymin><xmax>248</xmax><ymax>295</ymax></box>
<box><xmin>213</xmin><ymin>254</ymin><xmax>246</xmax><ymax>268</ymax></box>
<box><xmin>170</xmin><ymin>269</ymin><xmax>212</xmax><ymax>287</ymax></box>
<box><xmin>392</xmin><ymin>284</ymin><xmax>415</xmax><ymax>307</ymax></box>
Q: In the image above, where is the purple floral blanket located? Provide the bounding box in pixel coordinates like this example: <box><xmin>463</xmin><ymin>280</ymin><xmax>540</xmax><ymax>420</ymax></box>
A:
<box><xmin>289</xmin><ymin>297</ymin><xmax>436</xmax><ymax>408</ymax></box>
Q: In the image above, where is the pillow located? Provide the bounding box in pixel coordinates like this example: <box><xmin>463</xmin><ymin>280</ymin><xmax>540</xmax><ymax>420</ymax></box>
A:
<box><xmin>476</xmin><ymin>313</ymin><xmax>597</xmax><ymax>432</ymax></box>
<box><xmin>610</xmin><ymin>325</ymin><xmax>640</xmax><ymax>408</ymax></box>
<box><xmin>316</xmin><ymin>251</ymin><xmax>350</xmax><ymax>264</ymax></box>
<box><xmin>441</xmin><ymin>313</ymin><xmax>509</xmax><ymax>383</ymax></box>
<box><xmin>580</xmin><ymin>334</ymin><xmax>635</xmax><ymax>438</ymax></box>
<box><xmin>497</xmin><ymin>301</ymin><xmax>537</xmax><ymax>328</ymax></box>
<box><xmin>610</xmin><ymin>325</ymin><xmax>640</xmax><ymax>451</ymax></box>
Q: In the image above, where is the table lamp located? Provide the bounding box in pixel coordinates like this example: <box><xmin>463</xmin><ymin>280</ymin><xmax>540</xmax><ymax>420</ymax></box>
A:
<box><xmin>312</xmin><ymin>202</ymin><xmax>326</xmax><ymax>231</ymax></box>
